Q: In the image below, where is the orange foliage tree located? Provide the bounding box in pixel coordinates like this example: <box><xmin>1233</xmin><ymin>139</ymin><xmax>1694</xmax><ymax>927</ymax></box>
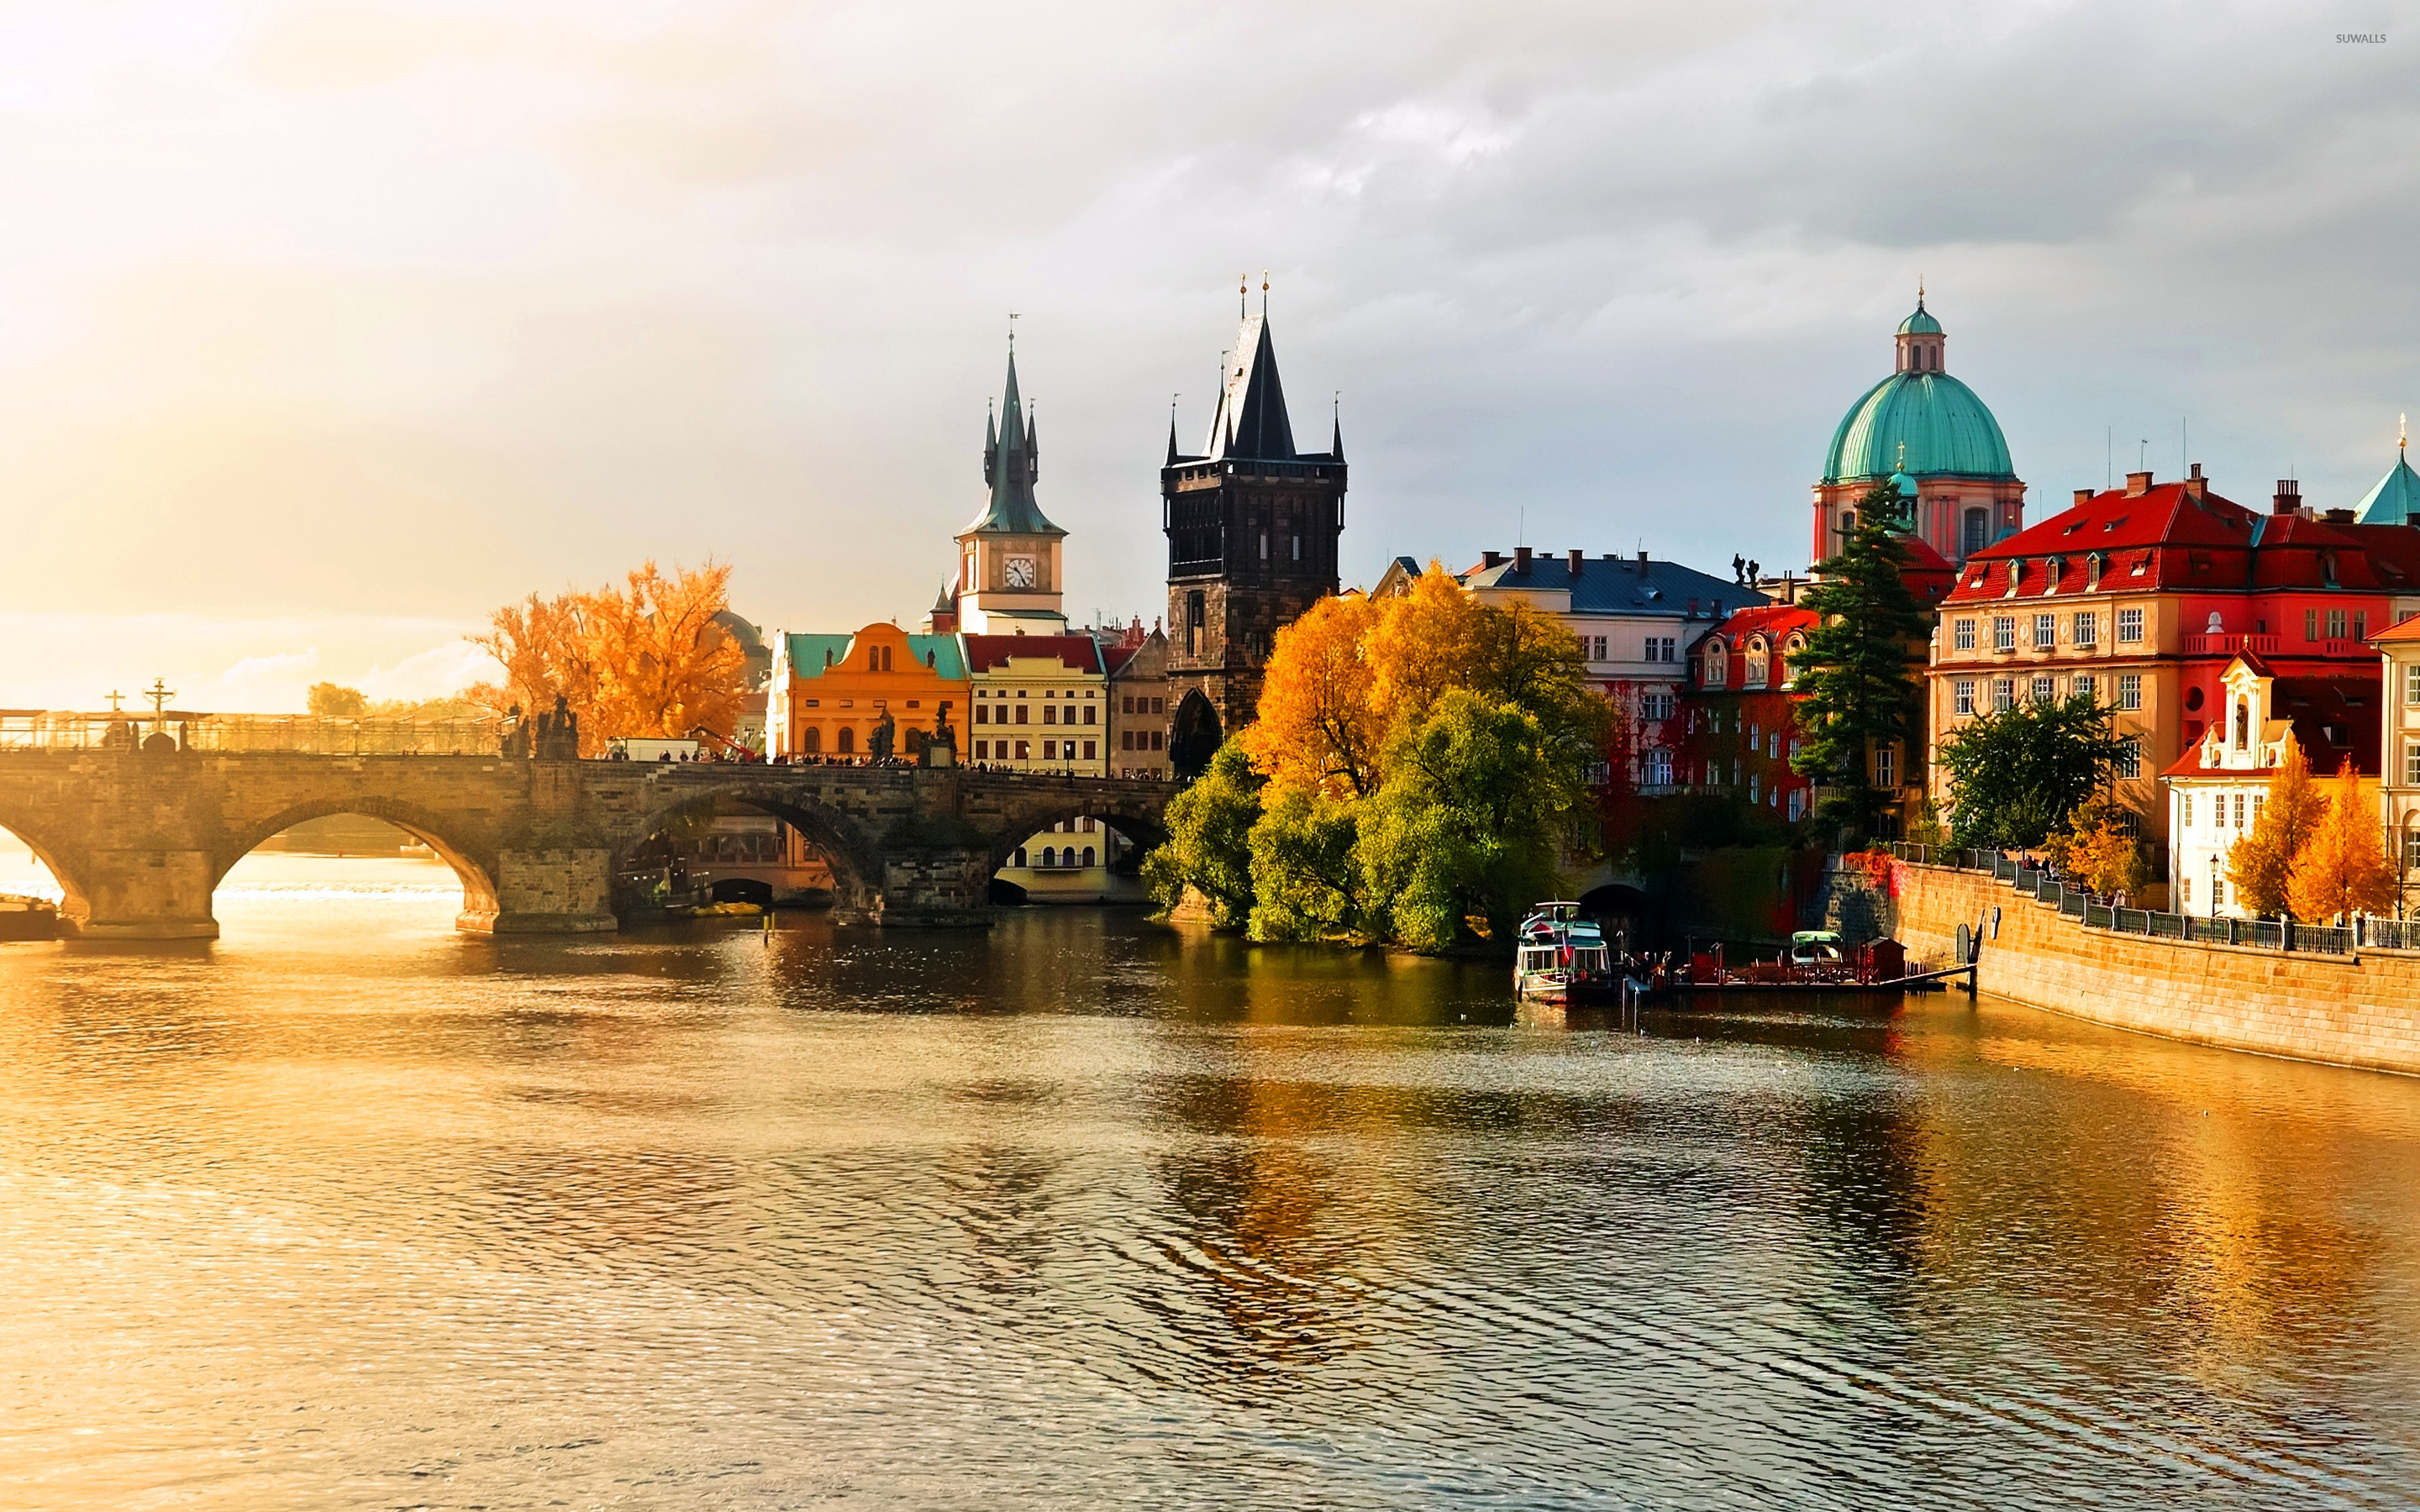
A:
<box><xmin>2287</xmin><ymin>758</ymin><xmax>2396</xmax><ymax>923</ymax></box>
<box><xmin>1239</xmin><ymin>591</ymin><xmax>1382</xmax><ymax>796</ymax></box>
<box><xmin>468</xmin><ymin>559</ymin><xmax>746</xmax><ymax>756</ymax></box>
<box><xmin>2226</xmin><ymin>738</ymin><xmax>2326</xmax><ymax>918</ymax></box>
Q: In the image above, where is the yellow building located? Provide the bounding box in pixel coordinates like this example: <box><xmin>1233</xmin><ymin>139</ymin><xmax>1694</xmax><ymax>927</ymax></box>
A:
<box><xmin>962</xmin><ymin>633</ymin><xmax>1107</xmax><ymax>772</ymax></box>
<box><xmin>764</xmin><ymin>622</ymin><xmax>970</xmax><ymax>759</ymax></box>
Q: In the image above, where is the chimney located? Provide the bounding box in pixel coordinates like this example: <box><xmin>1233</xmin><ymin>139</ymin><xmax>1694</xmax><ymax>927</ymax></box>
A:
<box><xmin>2325</xmin><ymin>507</ymin><xmax>2356</xmax><ymax>523</ymax></box>
<box><xmin>1637</xmin><ymin>549</ymin><xmax>1649</xmax><ymax>570</ymax></box>
<box><xmin>2074</xmin><ymin>488</ymin><xmax>2093</xmax><ymax>509</ymax></box>
<box><xmin>1482</xmin><ymin>550</ymin><xmax>1502</xmax><ymax>569</ymax></box>
<box><xmin>1568</xmin><ymin>549</ymin><xmax>1584</xmax><ymax>577</ymax></box>
<box><xmin>2125</xmin><ymin>470</ymin><xmax>2154</xmax><ymax>497</ymax></box>
<box><xmin>1515</xmin><ymin>545</ymin><xmax>1532</xmax><ymax>573</ymax></box>
<box><xmin>2184</xmin><ymin>462</ymin><xmax>2207</xmax><ymax>501</ymax></box>
<box><xmin>2273</xmin><ymin>479</ymin><xmax>2301</xmax><ymax>516</ymax></box>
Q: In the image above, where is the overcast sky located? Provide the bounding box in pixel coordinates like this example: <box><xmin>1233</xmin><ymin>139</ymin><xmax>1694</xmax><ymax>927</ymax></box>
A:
<box><xmin>3</xmin><ymin>0</ymin><xmax>2416</xmax><ymax>710</ymax></box>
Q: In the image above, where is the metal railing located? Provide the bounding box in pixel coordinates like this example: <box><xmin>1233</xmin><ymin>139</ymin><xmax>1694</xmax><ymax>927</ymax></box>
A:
<box><xmin>1877</xmin><ymin>841</ymin><xmax>2411</xmax><ymax>958</ymax></box>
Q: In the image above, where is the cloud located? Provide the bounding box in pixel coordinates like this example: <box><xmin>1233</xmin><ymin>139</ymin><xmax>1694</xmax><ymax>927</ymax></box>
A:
<box><xmin>359</xmin><ymin>641</ymin><xmax>503</xmax><ymax>702</ymax></box>
<box><xmin>220</xmin><ymin>648</ymin><xmax>320</xmax><ymax>685</ymax></box>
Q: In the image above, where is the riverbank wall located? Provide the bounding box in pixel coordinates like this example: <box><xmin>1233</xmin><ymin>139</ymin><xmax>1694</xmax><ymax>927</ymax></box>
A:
<box><xmin>1845</xmin><ymin>858</ymin><xmax>2420</xmax><ymax>1077</ymax></box>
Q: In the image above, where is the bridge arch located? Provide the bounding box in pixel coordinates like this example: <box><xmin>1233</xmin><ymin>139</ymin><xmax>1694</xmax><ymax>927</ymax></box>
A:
<box><xmin>984</xmin><ymin>800</ymin><xmax>1170</xmax><ymax>877</ymax></box>
<box><xmin>614</xmin><ymin>783</ymin><xmax>887</xmax><ymax>913</ymax></box>
<box><xmin>0</xmin><ymin>807</ymin><xmax>92</xmax><ymax>927</ymax></box>
<box><xmin>213</xmin><ymin>797</ymin><xmax>503</xmax><ymax>921</ymax></box>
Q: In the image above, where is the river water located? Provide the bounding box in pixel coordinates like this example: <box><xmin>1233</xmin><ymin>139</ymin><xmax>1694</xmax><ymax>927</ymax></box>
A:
<box><xmin>3</xmin><ymin>852</ymin><xmax>2418</xmax><ymax>1509</ymax></box>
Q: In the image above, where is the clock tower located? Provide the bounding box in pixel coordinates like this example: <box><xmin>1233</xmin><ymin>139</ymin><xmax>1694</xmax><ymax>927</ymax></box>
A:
<box><xmin>951</xmin><ymin>343</ymin><xmax>1068</xmax><ymax>634</ymax></box>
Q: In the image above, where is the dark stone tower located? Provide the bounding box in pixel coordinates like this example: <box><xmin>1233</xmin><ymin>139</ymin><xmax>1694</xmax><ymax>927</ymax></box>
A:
<box><xmin>1161</xmin><ymin>292</ymin><xmax>1346</xmax><ymax>769</ymax></box>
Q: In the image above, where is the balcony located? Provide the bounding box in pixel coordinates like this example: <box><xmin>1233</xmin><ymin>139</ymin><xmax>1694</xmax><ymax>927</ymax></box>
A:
<box><xmin>2185</xmin><ymin>633</ymin><xmax>2280</xmax><ymax>656</ymax></box>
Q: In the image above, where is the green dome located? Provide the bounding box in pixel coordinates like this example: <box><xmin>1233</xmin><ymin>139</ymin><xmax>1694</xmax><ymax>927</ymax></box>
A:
<box><xmin>1823</xmin><ymin>371</ymin><xmax>2015</xmax><ymax>483</ymax></box>
<box><xmin>2355</xmin><ymin>448</ymin><xmax>2420</xmax><ymax>525</ymax></box>
<box><xmin>1897</xmin><ymin>300</ymin><xmax>1943</xmax><ymax>336</ymax></box>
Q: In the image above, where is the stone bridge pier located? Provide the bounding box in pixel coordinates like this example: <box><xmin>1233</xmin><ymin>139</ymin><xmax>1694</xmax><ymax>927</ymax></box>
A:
<box><xmin>0</xmin><ymin>752</ymin><xmax>1170</xmax><ymax>940</ymax></box>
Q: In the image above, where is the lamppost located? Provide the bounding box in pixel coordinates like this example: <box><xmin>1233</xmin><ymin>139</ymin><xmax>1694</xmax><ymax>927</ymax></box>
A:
<box><xmin>2209</xmin><ymin>851</ymin><xmax>2221</xmax><ymax>921</ymax></box>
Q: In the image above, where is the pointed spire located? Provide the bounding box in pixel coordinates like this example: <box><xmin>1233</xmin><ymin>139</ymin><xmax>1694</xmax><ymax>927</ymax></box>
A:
<box><xmin>961</xmin><ymin>338</ymin><xmax>1063</xmax><ymax>538</ymax></box>
<box><xmin>1025</xmin><ymin>400</ymin><xmax>1039</xmax><ymax>483</ymax></box>
<box><xmin>1330</xmin><ymin>391</ymin><xmax>1344</xmax><ymax>462</ymax></box>
<box><xmin>983</xmin><ymin>401</ymin><xmax>997</xmax><ymax>487</ymax></box>
<box><xmin>1165</xmin><ymin>399</ymin><xmax>1181</xmax><ymax>465</ymax></box>
<box><xmin>1202</xmin><ymin>307</ymin><xmax>1298</xmax><ymax>461</ymax></box>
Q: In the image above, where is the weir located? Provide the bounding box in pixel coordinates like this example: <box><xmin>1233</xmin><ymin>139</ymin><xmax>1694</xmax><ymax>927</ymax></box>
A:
<box><xmin>0</xmin><ymin>753</ymin><xmax>1169</xmax><ymax>940</ymax></box>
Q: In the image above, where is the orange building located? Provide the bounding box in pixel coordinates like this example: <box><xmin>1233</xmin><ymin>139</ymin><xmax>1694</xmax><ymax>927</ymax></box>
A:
<box><xmin>764</xmin><ymin>622</ymin><xmax>971</xmax><ymax>759</ymax></box>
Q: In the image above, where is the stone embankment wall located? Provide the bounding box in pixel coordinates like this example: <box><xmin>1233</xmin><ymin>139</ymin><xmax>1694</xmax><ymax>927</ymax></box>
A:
<box><xmin>1880</xmin><ymin>859</ymin><xmax>2420</xmax><ymax>1077</ymax></box>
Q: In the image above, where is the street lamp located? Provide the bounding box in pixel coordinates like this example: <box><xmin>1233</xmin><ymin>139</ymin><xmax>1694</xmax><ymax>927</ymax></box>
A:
<box><xmin>2209</xmin><ymin>851</ymin><xmax>2221</xmax><ymax>921</ymax></box>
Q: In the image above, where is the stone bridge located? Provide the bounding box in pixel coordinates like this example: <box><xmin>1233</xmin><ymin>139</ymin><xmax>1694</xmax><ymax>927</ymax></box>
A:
<box><xmin>0</xmin><ymin>752</ymin><xmax>1173</xmax><ymax>939</ymax></box>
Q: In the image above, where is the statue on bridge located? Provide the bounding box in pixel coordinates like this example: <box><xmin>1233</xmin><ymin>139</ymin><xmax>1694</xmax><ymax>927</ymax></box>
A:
<box><xmin>529</xmin><ymin>695</ymin><xmax>580</xmax><ymax>760</ymax></box>
<box><xmin>500</xmin><ymin>703</ymin><xmax>532</xmax><ymax>759</ymax></box>
<box><xmin>869</xmin><ymin>708</ymin><xmax>897</xmax><ymax>762</ymax></box>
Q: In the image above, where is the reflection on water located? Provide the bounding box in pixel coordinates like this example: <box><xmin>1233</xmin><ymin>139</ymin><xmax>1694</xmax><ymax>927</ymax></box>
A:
<box><xmin>2</xmin><ymin>858</ymin><xmax>2418</xmax><ymax>1509</ymax></box>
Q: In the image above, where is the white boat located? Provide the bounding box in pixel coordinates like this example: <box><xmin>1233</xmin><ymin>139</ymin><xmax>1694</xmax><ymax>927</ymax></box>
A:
<box><xmin>1513</xmin><ymin>901</ymin><xmax>1615</xmax><ymax>1002</ymax></box>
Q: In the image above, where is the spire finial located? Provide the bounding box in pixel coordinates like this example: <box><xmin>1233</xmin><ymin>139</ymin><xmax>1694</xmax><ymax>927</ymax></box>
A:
<box><xmin>1239</xmin><ymin>274</ymin><xmax>1247</xmax><ymax>319</ymax></box>
<box><xmin>1917</xmin><ymin>276</ymin><xmax>1925</xmax><ymax>307</ymax></box>
<box><xmin>2402</xmin><ymin>412</ymin><xmax>2409</xmax><ymax>452</ymax></box>
<box><xmin>1260</xmin><ymin>270</ymin><xmax>1269</xmax><ymax>318</ymax></box>
<box><xmin>1007</xmin><ymin>311</ymin><xmax>1018</xmax><ymax>351</ymax></box>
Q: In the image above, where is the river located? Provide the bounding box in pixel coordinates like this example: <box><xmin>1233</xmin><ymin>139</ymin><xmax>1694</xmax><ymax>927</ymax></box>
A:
<box><xmin>2</xmin><ymin>850</ymin><xmax>2417</xmax><ymax>1509</ymax></box>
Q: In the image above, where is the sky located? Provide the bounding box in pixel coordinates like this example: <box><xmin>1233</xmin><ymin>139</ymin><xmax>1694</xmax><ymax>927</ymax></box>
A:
<box><xmin>2</xmin><ymin>0</ymin><xmax>2416</xmax><ymax>712</ymax></box>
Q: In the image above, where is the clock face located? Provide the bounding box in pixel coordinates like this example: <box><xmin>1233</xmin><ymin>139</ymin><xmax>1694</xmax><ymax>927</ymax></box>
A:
<box><xmin>1004</xmin><ymin>555</ymin><xmax>1036</xmax><ymax>589</ymax></box>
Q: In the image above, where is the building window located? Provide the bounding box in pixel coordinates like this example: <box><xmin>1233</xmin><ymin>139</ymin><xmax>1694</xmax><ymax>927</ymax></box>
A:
<box><xmin>2328</xmin><ymin>607</ymin><xmax>2349</xmax><ymax>639</ymax></box>
<box><xmin>2306</xmin><ymin>609</ymin><xmax>2319</xmax><ymax>643</ymax></box>
<box><xmin>1703</xmin><ymin>644</ymin><xmax>1727</xmax><ymax>688</ymax></box>
<box><xmin>1954</xmin><ymin>618</ymin><xmax>1976</xmax><ymax>651</ymax></box>
<box><xmin>2115</xmin><ymin>739</ymin><xmax>2141</xmax><ymax>779</ymax></box>
<box><xmin>2407</xmin><ymin>832</ymin><xmax>2420</xmax><ymax>870</ymax></box>
<box><xmin>1640</xmin><ymin>692</ymin><xmax>1675</xmax><ymax>721</ymax></box>
<box><xmin>1014</xmin><ymin>740</ymin><xmax>1030</xmax><ymax>760</ymax></box>
<box><xmin>1992</xmin><ymin>617</ymin><xmax>2015</xmax><ymax>652</ymax></box>
<box><xmin>2181</xmin><ymin>876</ymin><xmax>2191</xmax><ymax>905</ymax></box>
<box><xmin>1745</xmin><ymin>646</ymin><xmax>1770</xmax><ymax>687</ymax></box>
<box><xmin>2214</xmin><ymin>879</ymin><xmax>2227</xmax><ymax>906</ymax></box>
<box><xmin>1787</xmin><ymin>788</ymin><xmax>1806</xmax><ymax>822</ymax></box>
<box><xmin>1647</xmin><ymin>748</ymin><xmax>1673</xmax><ymax>785</ymax></box>
<box><xmin>1993</xmin><ymin>679</ymin><xmax>2013</xmax><ymax>712</ymax></box>
<box><xmin>2031</xmin><ymin>675</ymin><xmax>2054</xmax><ymax>703</ymax></box>
<box><xmin>2233</xmin><ymin>793</ymin><xmax>2246</xmax><ymax>828</ymax></box>
<box><xmin>2119</xmin><ymin>674</ymin><xmax>2142</xmax><ymax>711</ymax></box>
<box><xmin>2118</xmin><ymin>608</ymin><xmax>2144</xmax><ymax>643</ymax></box>
<box><xmin>1292</xmin><ymin>536</ymin><xmax>1301</xmax><ymax>562</ymax></box>
<box><xmin>1954</xmin><ymin>679</ymin><xmax>1975</xmax><ymax>715</ymax></box>
<box><xmin>2407</xmin><ymin>739</ymin><xmax>2420</xmax><ymax>787</ymax></box>
<box><xmin>2033</xmin><ymin>614</ymin><xmax>2056</xmax><ymax>649</ymax></box>
<box><xmin>838</xmin><ymin>727</ymin><xmax>855</xmax><ymax>753</ymax></box>
<box><xmin>2356</xmin><ymin>611</ymin><xmax>2370</xmax><ymax>641</ymax></box>
<box><xmin>2181</xmin><ymin>794</ymin><xmax>2193</xmax><ymax>827</ymax></box>
<box><xmin>802</xmin><ymin>727</ymin><xmax>821</xmax><ymax>753</ymax></box>
<box><xmin>1083</xmin><ymin>740</ymin><xmax>1096</xmax><ymax>759</ymax></box>
<box><xmin>2073</xmin><ymin>612</ymin><xmax>2097</xmax><ymax>648</ymax></box>
<box><xmin>1591</xmin><ymin>635</ymin><xmax>1607</xmax><ymax>659</ymax></box>
<box><xmin>1043</xmin><ymin>740</ymin><xmax>1057</xmax><ymax>759</ymax></box>
<box><xmin>1186</xmin><ymin>592</ymin><xmax>1205</xmax><ymax>655</ymax></box>
<box><xmin>2072</xmin><ymin>674</ymin><xmax>2097</xmax><ymax>701</ymax></box>
<box><xmin>1962</xmin><ymin>508</ymin><xmax>1989</xmax><ymax>558</ymax></box>
<box><xmin>1875</xmin><ymin>744</ymin><xmax>1896</xmax><ymax>789</ymax></box>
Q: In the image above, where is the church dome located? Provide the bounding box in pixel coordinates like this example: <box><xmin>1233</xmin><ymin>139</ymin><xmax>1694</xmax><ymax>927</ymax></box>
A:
<box><xmin>1823</xmin><ymin>299</ymin><xmax>2014</xmax><ymax>483</ymax></box>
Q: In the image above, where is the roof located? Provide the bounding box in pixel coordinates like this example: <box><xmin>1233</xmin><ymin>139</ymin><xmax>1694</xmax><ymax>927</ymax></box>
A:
<box><xmin>2372</xmin><ymin>610</ymin><xmax>2420</xmax><ymax>645</ymax></box>
<box><xmin>1459</xmin><ymin>553</ymin><xmax>1768</xmax><ymax>618</ymax></box>
<box><xmin>1939</xmin><ymin>477</ymin><xmax>2420</xmax><ymax>604</ymax></box>
<box><xmin>1897</xmin><ymin>298</ymin><xmax>1944</xmax><ymax>336</ymax></box>
<box><xmin>960</xmin><ymin>349</ymin><xmax>1065</xmax><ymax>538</ymax></box>
<box><xmin>1202</xmin><ymin>313</ymin><xmax>1296</xmax><ymax>462</ymax></box>
<box><xmin>2355</xmin><ymin>448</ymin><xmax>2420</xmax><ymax>525</ymax></box>
<box><xmin>2161</xmin><ymin>675</ymin><xmax>2379</xmax><ymax>780</ymax></box>
<box><xmin>1702</xmin><ymin>603</ymin><xmax>1820</xmax><ymax>646</ymax></box>
<box><xmin>1824</xmin><ymin>371</ymin><xmax>2015</xmax><ymax>482</ymax></box>
<box><xmin>780</xmin><ymin>631</ymin><xmax>966</xmax><ymax>680</ymax></box>
<box><xmin>960</xmin><ymin>633</ymin><xmax>1106</xmax><ymax>675</ymax></box>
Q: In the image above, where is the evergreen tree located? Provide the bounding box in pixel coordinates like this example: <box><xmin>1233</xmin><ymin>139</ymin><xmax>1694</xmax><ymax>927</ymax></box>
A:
<box><xmin>1140</xmin><ymin>740</ymin><xmax>1263</xmax><ymax>927</ymax></box>
<box><xmin>1935</xmin><ymin>695</ymin><xmax>2132</xmax><ymax>849</ymax></box>
<box><xmin>2286</xmin><ymin>757</ymin><xmax>2396</xmax><ymax>923</ymax></box>
<box><xmin>1786</xmin><ymin>484</ymin><xmax>1933</xmax><ymax>840</ymax></box>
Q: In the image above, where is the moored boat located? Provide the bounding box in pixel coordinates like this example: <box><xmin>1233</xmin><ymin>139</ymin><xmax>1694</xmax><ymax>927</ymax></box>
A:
<box><xmin>1513</xmin><ymin>901</ymin><xmax>1618</xmax><ymax>1002</ymax></box>
<box><xmin>0</xmin><ymin>893</ymin><xmax>60</xmax><ymax>941</ymax></box>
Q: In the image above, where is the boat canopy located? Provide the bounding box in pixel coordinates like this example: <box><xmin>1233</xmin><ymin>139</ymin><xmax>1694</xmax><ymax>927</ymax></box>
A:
<box><xmin>1791</xmin><ymin>930</ymin><xmax>1843</xmax><ymax>945</ymax></box>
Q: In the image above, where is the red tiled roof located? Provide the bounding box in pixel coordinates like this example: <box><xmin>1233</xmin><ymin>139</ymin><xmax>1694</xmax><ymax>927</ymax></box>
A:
<box><xmin>2375</xmin><ymin>610</ymin><xmax>2420</xmax><ymax>644</ymax></box>
<box><xmin>960</xmin><ymin>635</ymin><xmax>1106</xmax><ymax>674</ymax></box>
<box><xmin>2160</xmin><ymin>675</ymin><xmax>2380</xmax><ymax>779</ymax></box>
<box><xmin>1704</xmin><ymin>604</ymin><xmax>1819</xmax><ymax>646</ymax></box>
<box><xmin>1100</xmin><ymin>644</ymin><xmax>1138</xmax><ymax>674</ymax></box>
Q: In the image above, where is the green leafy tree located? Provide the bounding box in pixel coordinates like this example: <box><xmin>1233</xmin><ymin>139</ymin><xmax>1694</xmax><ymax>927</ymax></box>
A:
<box><xmin>1141</xmin><ymin>740</ymin><xmax>1263</xmax><ymax>927</ymax></box>
<box><xmin>1786</xmin><ymin>483</ymin><xmax>1932</xmax><ymax>839</ymax></box>
<box><xmin>1353</xmin><ymin>691</ymin><xmax>1573</xmax><ymax>952</ymax></box>
<box><xmin>1935</xmin><ymin>694</ymin><xmax>2132</xmax><ymax>849</ymax></box>
<box><xmin>307</xmin><ymin>682</ymin><xmax>370</xmax><ymax>717</ymax></box>
<box><xmin>1244</xmin><ymin>786</ymin><xmax>1363</xmax><ymax>941</ymax></box>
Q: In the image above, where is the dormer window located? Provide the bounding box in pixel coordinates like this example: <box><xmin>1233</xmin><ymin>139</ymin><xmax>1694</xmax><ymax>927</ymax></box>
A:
<box><xmin>2086</xmin><ymin>551</ymin><xmax>2105</xmax><ymax>589</ymax></box>
<box><xmin>2005</xmin><ymin>559</ymin><xmax>2023</xmax><ymax>596</ymax></box>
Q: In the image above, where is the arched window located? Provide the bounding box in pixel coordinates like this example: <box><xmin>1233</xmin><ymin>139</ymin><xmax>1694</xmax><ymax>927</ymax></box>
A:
<box><xmin>1041</xmin><ymin>847</ymin><xmax>1057</xmax><ymax>867</ymax></box>
<box><xmin>1082</xmin><ymin>847</ymin><xmax>1096</xmax><ymax>867</ymax></box>
<box><xmin>838</xmin><ymin>727</ymin><xmax>855</xmax><ymax>754</ymax></box>
<box><xmin>1186</xmin><ymin>591</ymin><xmax>1206</xmax><ymax>655</ymax></box>
<box><xmin>882</xmin><ymin>645</ymin><xmax>893</xmax><ymax>672</ymax></box>
<box><xmin>1013</xmin><ymin>848</ymin><xmax>1027</xmax><ymax>868</ymax></box>
<box><xmin>1962</xmin><ymin>508</ymin><xmax>1989</xmax><ymax>559</ymax></box>
<box><xmin>802</xmin><ymin>727</ymin><xmax>821</xmax><ymax>753</ymax></box>
<box><xmin>1744</xmin><ymin>639</ymin><xmax>1769</xmax><ymax>689</ymax></box>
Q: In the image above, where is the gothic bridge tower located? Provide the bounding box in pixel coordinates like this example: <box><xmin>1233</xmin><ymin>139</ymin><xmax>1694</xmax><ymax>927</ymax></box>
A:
<box><xmin>1161</xmin><ymin>287</ymin><xmax>1346</xmax><ymax>769</ymax></box>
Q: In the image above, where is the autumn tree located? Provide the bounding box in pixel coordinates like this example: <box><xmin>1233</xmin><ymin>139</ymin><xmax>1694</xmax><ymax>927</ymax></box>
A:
<box><xmin>468</xmin><ymin>559</ymin><xmax>746</xmax><ymax>757</ymax></box>
<box><xmin>1363</xmin><ymin>562</ymin><xmax>1483</xmax><ymax>737</ymax></box>
<box><xmin>306</xmin><ymin>683</ymin><xmax>368</xmax><ymax>717</ymax></box>
<box><xmin>2287</xmin><ymin>758</ymin><xmax>2396</xmax><ymax>923</ymax></box>
<box><xmin>1786</xmin><ymin>484</ymin><xmax>1933</xmax><ymax>839</ymax></box>
<box><xmin>2228</xmin><ymin>738</ymin><xmax>2328</xmax><ymax>918</ymax></box>
<box><xmin>2044</xmin><ymin>800</ymin><xmax>2148</xmax><ymax>898</ymax></box>
<box><xmin>1239</xmin><ymin>591</ymin><xmax>1382</xmax><ymax>797</ymax></box>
